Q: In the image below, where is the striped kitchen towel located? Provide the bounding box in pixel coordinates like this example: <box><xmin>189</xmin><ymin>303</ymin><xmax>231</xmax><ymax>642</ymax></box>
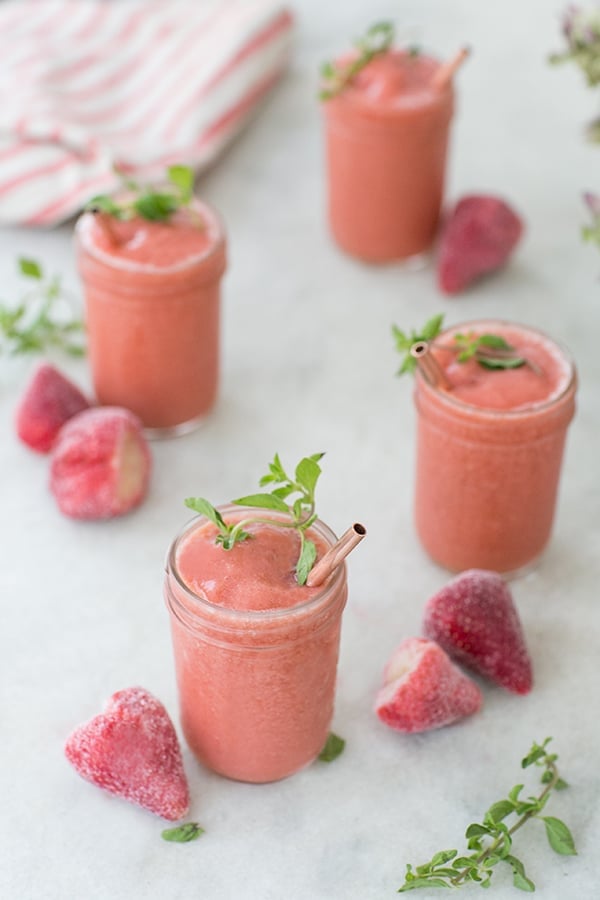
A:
<box><xmin>0</xmin><ymin>0</ymin><xmax>293</xmax><ymax>226</ymax></box>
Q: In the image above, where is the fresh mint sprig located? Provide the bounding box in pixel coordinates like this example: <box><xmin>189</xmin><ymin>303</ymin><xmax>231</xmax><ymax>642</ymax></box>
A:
<box><xmin>319</xmin><ymin>21</ymin><xmax>395</xmax><ymax>101</ymax></box>
<box><xmin>0</xmin><ymin>258</ymin><xmax>85</xmax><ymax>357</ymax></box>
<box><xmin>392</xmin><ymin>314</ymin><xmax>529</xmax><ymax>374</ymax></box>
<box><xmin>398</xmin><ymin>738</ymin><xmax>576</xmax><ymax>893</ymax></box>
<box><xmin>185</xmin><ymin>452</ymin><xmax>325</xmax><ymax>586</ymax></box>
<box><xmin>86</xmin><ymin>164</ymin><xmax>198</xmax><ymax>224</ymax></box>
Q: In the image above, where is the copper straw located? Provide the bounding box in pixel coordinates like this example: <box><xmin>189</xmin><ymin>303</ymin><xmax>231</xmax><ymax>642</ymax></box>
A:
<box><xmin>410</xmin><ymin>341</ymin><xmax>451</xmax><ymax>389</ymax></box>
<box><xmin>89</xmin><ymin>209</ymin><xmax>121</xmax><ymax>246</ymax></box>
<box><xmin>431</xmin><ymin>46</ymin><xmax>471</xmax><ymax>91</ymax></box>
<box><xmin>306</xmin><ymin>522</ymin><xmax>366</xmax><ymax>588</ymax></box>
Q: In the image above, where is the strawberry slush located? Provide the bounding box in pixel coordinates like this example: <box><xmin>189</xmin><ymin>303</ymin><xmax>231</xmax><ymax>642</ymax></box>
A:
<box><xmin>323</xmin><ymin>50</ymin><xmax>454</xmax><ymax>262</ymax></box>
<box><xmin>414</xmin><ymin>321</ymin><xmax>576</xmax><ymax>574</ymax></box>
<box><xmin>76</xmin><ymin>202</ymin><xmax>226</xmax><ymax>435</ymax></box>
<box><xmin>164</xmin><ymin>509</ymin><xmax>348</xmax><ymax>783</ymax></box>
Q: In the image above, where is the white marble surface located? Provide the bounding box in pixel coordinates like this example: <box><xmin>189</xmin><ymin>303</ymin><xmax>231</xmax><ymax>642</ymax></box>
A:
<box><xmin>2</xmin><ymin>1</ymin><xmax>599</xmax><ymax>897</ymax></box>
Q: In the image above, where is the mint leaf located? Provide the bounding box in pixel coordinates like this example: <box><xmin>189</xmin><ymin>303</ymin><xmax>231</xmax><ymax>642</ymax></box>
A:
<box><xmin>168</xmin><ymin>164</ymin><xmax>194</xmax><ymax>202</ymax></box>
<box><xmin>18</xmin><ymin>257</ymin><xmax>43</xmax><ymax>279</ymax></box>
<box><xmin>161</xmin><ymin>822</ymin><xmax>204</xmax><ymax>843</ymax></box>
<box><xmin>295</xmin><ymin>456</ymin><xmax>322</xmax><ymax>497</ymax></box>
<box><xmin>296</xmin><ymin>537</ymin><xmax>317</xmax><ymax>585</ymax></box>
<box><xmin>185</xmin><ymin>497</ymin><xmax>227</xmax><ymax>529</ymax></box>
<box><xmin>233</xmin><ymin>493</ymin><xmax>290</xmax><ymax>513</ymax></box>
<box><xmin>478</xmin><ymin>355</ymin><xmax>526</xmax><ymax>370</ymax></box>
<box><xmin>318</xmin><ymin>731</ymin><xmax>345</xmax><ymax>762</ymax></box>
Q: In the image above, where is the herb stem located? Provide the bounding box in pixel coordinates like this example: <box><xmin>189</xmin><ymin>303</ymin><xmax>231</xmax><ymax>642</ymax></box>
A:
<box><xmin>450</xmin><ymin>759</ymin><xmax>560</xmax><ymax>887</ymax></box>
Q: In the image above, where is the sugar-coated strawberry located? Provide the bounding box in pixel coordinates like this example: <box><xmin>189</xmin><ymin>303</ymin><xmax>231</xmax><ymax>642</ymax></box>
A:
<box><xmin>16</xmin><ymin>363</ymin><xmax>91</xmax><ymax>453</ymax></box>
<box><xmin>423</xmin><ymin>570</ymin><xmax>533</xmax><ymax>694</ymax></box>
<box><xmin>374</xmin><ymin>637</ymin><xmax>482</xmax><ymax>733</ymax></box>
<box><xmin>50</xmin><ymin>406</ymin><xmax>151</xmax><ymax>519</ymax></box>
<box><xmin>437</xmin><ymin>195</ymin><xmax>523</xmax><ymax>294</ymax></box>
<box><xmin>65</xmin><ymin>687</ymin><xmax>189</xmax><ymax>821</ymax></box>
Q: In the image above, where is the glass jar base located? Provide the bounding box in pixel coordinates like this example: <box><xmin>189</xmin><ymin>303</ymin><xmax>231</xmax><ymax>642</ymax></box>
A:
<box><xmin>424</xmin><ymin>549</ymin><xmax>546</xmax><ymax>582</ymax></box>
<box><xmin>144</xmin><ymin>413</ymin><xmax>208</xmax><ymax>440</ymax></box>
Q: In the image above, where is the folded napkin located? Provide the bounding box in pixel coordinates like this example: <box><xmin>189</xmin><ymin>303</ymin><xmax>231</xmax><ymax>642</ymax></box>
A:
<box><xmin>0</xmin><ymin>0</ymin><xmax>293</xmax><ymax>225</ymax></box>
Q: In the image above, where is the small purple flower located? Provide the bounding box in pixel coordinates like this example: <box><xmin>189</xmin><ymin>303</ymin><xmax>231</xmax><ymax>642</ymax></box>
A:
<box><xmin>583</xmin><ymin>191</ymin><xmax>600</xmax><ymax>217</ymax></box>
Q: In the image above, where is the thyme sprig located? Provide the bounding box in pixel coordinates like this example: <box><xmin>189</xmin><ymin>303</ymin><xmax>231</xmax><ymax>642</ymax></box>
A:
<box><xmin>0</xmin><ymin>258</ymin><xmax>85</xmax><ymax>357</ymax></box>
<box><xmin>185</xmin><ymin>453</ymin><xmax>325</xmax><ymax>585</ymax></box>
<box><xmin>550</xmin><ymin>6</ymin><xmax>600</xmax><ymax>140</ymax></box>
<box><xmin>399</xmin><ymin>738</ymin><xmax>576</xmax><ymax>893</ymax></box>
<box><xmin>319</xmin><ymin>21</ymin><xmax>395</xmax><ymax>101</ymax></box>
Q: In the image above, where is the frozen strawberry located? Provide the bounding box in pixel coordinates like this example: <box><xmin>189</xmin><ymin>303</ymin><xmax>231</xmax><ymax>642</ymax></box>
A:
<box><xmin>374</xmin><ymin>637</ymin><xmax>482</xmax><ymax>733</ymax></box>
<box><xmin>65</xmin><ymin>687</ymin><xmax>189</xmax><ymax>821</ymax></box>
<box><xmin>16</xmin><ymin>363</ymin><xmax>91</xmax><ymax>453</ymax></box>
<box><xmin>50</xmin><ymin>406</ymin><xmax>151</xmax><ymax>519</ymax></box>
<box><xmin>437</xmin><ymin>195</ymin><xmax>523</xmax><ymax>294</ymax></box>
<box><xmin>423</xmin><ymin>570</ymin><xmax>533</xmax><ymax>694</ymax></box>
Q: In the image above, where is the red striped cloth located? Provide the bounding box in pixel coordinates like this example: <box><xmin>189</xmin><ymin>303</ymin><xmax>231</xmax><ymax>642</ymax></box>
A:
<box><xmin>0</xmin><ymin>0</ymin><xmax>294</xmax><ymax>225</ymax></box>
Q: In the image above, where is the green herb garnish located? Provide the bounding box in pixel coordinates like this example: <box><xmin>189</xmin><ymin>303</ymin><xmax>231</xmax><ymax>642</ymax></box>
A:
<box><xmin>185</xmin><ymin>452</ymin><xmax>325</xmax><ymax>586</ymax></box>
<box><xmin>391</xmin><ymin>314</ymin><xmax>445</xmax><ymax>374</ymax></box>
<box><xmin>0</xmin><ymin>258</ymin><xmax>85</xmax><ymax>357</ymax></box>
<box><xmin>550</xmin><ymin>7</ymin><xmax>600</xmax><ymax>140</ymax></box>
<box><xmin>398</xmin><ymin>738</ymin><xmax>575</xmax><ymax>893</ymax></box>
<box><xmin>161</xmin><ymin>822</ymin><xmax>205</xmax><ymax>843</ymax></box>
<box><xmin>319</xmin><ymin>21</ymin><xmax>395</xmax><ymax>100</ymax></box>
<box><xmin>318</xmin><ymin>732</ymin><xmax>346</xmax><ymax>762</ymax></box>
<box><xmin>86</xmin><ymin>164</ymin><xmax>198</xmax><ymax>224</ymax></box>
<box><xmin>392</xmin><ymin>314</ymin><xmax>529</xmax><ymax>374</ymax></box>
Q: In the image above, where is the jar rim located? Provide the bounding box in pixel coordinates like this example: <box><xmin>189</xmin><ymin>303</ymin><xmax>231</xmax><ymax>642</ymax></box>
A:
<box><xmin>165</xmin><ymin>505</ymin><xmax>347</xmax><ymax>624</ymax></box>
<box><xmin>75</xmin><ymin>197</ymin><xmax>226</xmax><ymax>275</ymax></box>
<box><xmin>415</xmin><ymin>318</ymin><xmax>577</xmax><ymax>419</ymax></box>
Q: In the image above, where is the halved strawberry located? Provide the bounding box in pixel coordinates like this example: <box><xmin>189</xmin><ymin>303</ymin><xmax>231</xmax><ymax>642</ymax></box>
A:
<box><xmin>375</xmin><ymin>637</ymin><xmax>482</xmax><ymax>733</ymax></box>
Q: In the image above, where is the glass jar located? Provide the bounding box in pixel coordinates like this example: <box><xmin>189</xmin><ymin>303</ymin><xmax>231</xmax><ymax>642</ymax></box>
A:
<box><xmin>323</xmin><ymin>52</ymin><xmax>454</xmax><ymax>263</ymax></box>
<box><xmin>413</xmin><ymin>322</ymin><xmax>577</xmax><ymax>575</ymax></box>
<box><xmin>76</xmin><ymin>200</ymin><xmax>226</xmax><ymax>437</ymax></box>
<box><xmin>164</xmin><ymin>507</ymin><xmax>348</xmax><ymax>783</ymax></box>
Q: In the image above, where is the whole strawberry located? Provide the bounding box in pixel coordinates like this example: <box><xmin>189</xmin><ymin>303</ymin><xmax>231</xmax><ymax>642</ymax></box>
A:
<box><xmin>374</xmin><ymin>637</ymin><xmax>482</xmax><ymax>733</ymax></box>
<box><xmin>437</xmin><ymin>195</ymin><xmax>523</xmax><ymax>294</ymax></box>
<box><xmin>423</xmin><ymin>570</ymin><xmax>533</xmax><ymax>694</ymax></box>
<box><xmin>65</xmin><ymin>687</ymin><xmax>189</xmax><ymax>820</ymax></box>
<box><xmin>16</xmin><ymin>363</ymin><xmax>91</xmax><ymax>453</ymax></box>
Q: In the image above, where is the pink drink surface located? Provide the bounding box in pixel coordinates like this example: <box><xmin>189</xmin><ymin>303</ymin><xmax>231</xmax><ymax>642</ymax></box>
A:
<box><xmin>324</xmin><ymin>50</ymin><xmax>453</xmax><ymax>262</ymax></box>
<box><xmin>77</xmin><ymin>203</ymin><xmax>226</xmax><ymax>432</ymax></box>
<box><xmin>166</xmin><ymin>513</ymin><xmax>347</xmax><ymax>782</ymax></box>
<box><xmin>414</xmin><ymin>322</ymin><xmax>576</xmax><ymax>574</ymax></box>
<box><xmin>433</xmin><ymin>323</ymin><xmax>571</xmax><ymax>410</ymax></box>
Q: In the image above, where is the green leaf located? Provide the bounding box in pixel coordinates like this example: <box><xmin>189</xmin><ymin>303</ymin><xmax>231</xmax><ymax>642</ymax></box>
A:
<box><xmin>542</xmin><ymin>817</ymin><xmax>577</xmax><ymax>855</ymax></box>
<box><xmin>478</xmin><ymin>334</ymin><xmax>513</xmax><ymax>350</ymax></box>
<box><xmin>85</xmin><ymin>194</ymin><xmax>124</xmax><ymax>217</ymax></box>
<box><xmin>513</xmin><ymin>872</ymin><xmax>536</xmax><ymax>892</ymax></box>
<box><xmin>184</xmin><ymin>497</ymin><xmax>227</xmax><ymax>530</ymax></box>
<box><xmin>422</xmin><ymin>314</ymin><xmax>445</xmax><ymax>341</ymax></box>
<box><xmin>478</xmin><ymin>355</ymin><xmax>526</xmax><ymax>370</ymax></box>
<box><xmin>167</xmin><ymin>164</ymin><xmax>194</xmax><ymax>202</ymax></box>
<box><xmin>465</xmin><ymin>823</ymin><xmax>491</xmax><ymax>839</ymax></box>
<box><xmin>431</xmin><ymin>850</ymin><xmax>457</xmax><ymax>867</ymax></box>
<box><xmin>295</xmin><ymin>456</ymin><xmax>322</xmax><ymax>498</ymax></box>
<box><xmin>509</xmin><ymin>784</ymin><xmax>524</xmax><ymax>803</ymax></box>
<box><xmin>18</xmin><ymin>257</ymin><xmax>43</xmax><ymax>279</ymax></box>
<box><xmin>134</xmin><ymin>192</ymin><xmax>178</xmax><ymax>221</ymax></box>
<box><xmin>398</xmin><ymin>877</ymin><xmax>451</xmax><ymax>891</ymax></box>
<box><xmin>161</xmin><ymin>822</ymin><xmax>204</xmax><ymax>843</ymax></box>
<box><xmin>318</xmin><ymin>732</ymin><xmax>345</xmax><ymax>762</ymax></box>
<box><xmin>296</xmin><ymin>537</ymin><xmax>317</xmax><ymax>585</ymax></box>
<box><xmin>233</xmin><ymin>493</ymin><xmax>291</xmax><ymax>513</ymax></box>
<box><xmin>486</xmin><ymin>800</ymin><xmax>515</xmax><ymax>824</ymax></box>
